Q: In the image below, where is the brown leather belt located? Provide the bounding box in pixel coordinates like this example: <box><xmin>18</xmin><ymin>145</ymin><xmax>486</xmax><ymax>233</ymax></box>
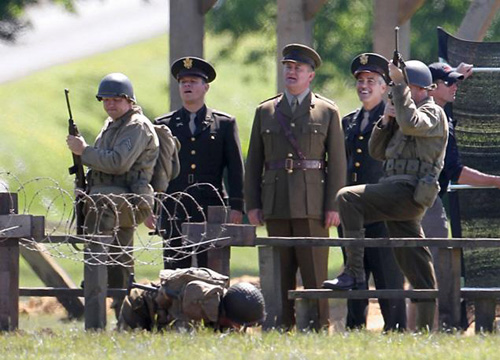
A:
<box><xmin>265</xmin><ymin>159</ymin><xmax>325</xmax><ymax>171</ymax></box>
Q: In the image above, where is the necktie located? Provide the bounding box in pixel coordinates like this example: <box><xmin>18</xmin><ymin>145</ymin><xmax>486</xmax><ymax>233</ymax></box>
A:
<box><xmin>189</xmin><ymin>112</ymin><xmax>197</xmax><ymax>134</ymax></box>
<box><xmin>360</xmin><ymin>110</ymin><xmax>370</xmax><ymax>132</ymax></box>
<box><xmin>291</xmin><ymin>96</ymin><xmax>298</xmax><ymax>113</ymax></box>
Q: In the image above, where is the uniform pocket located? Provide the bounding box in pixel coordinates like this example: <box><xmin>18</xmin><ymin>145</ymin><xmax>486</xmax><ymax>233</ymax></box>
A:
<box><xmin>413</xmin><ymin>175</ymin><xmax>440</xmax><ymax>208</ymax></box>
<box><xmin>261</xmin><ymin>171</ymin><xmax>277</xmax><ymax>216</ymax></box>
<box><xmin>305</xmin><ymin>170</ymin><xmax>325</xmax><ymax>216</ymax></box>
<box><xmin>260</xmin><ymin>123</ymin><xmax>281</xmax><ymax>155</ymax></box>
<box><xmin>303</xmin><ymin>122</ymin><xmax>328</xmax><ymax>155</ymax></box>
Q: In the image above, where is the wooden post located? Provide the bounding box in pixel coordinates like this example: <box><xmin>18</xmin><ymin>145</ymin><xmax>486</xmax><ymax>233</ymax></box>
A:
<box><xmin>84</xmin><ymin>240</ymin><xmax>108</xmax><ymax>330</ymax></box>
<box><xmin>0</xmin><ymin>192</ymin><xmax>19</xmax><ymax>331</ymax></box>
<box><xmin>457</xmin><ymin>0</ymin><xmax>500</xmax><ymax>41</ymax></box>
<box><xmin>276</xmin><ymin>0</ymin><xmax>315</xmax><ymax>92</ymax></box>
<box><xmin>169</xmin><ymin>0</ymin><xmax>216</xmax><ymax>111</ymax></box>
<box><xmin>206</xmin><ymin>206</ymin><xmax>231</xmax><ymax>276</ymax></box>
<box><xmin>259</xmin><ymin>246</ymin><xmax>284</xmax><ymax>330</ymax></box>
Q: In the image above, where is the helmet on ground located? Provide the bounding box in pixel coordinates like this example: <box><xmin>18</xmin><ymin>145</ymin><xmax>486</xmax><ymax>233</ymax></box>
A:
<box><xmin>222</xmin><ymin>282</ymin><xmax>266</xmax><ymax>326</ymax></box>
<box><xmin>96</xmin><ymin>73</ymin><xmax>136</xmax><ymax>102</ymax></box>
<box><xmin>405</xmin><ymin>60</ymin><xmax>434</xmax><ymax>89</ymax></box>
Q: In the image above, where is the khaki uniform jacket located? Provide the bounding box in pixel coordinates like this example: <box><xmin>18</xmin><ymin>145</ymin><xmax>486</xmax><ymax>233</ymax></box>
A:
<box><xmin>245</xmin><ymin>92</ymin><xmax>346</xmax><ymax>220</ymax></box>
<box><xmin>369</xmin><ymin>84</ymin><xmax>448</xmax><ymax>180</ymax></box>
<box><xmin>82</xmin><ymin>105</ymin><xmax>159</xmax><ymax>197</ymax></box>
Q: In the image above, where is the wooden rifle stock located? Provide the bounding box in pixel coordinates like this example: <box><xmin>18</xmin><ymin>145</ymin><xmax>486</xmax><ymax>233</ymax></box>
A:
<box><xmin>65</xmin><ymin>89</ymin><xmax>86</xmax><ymax>235</ymax></box>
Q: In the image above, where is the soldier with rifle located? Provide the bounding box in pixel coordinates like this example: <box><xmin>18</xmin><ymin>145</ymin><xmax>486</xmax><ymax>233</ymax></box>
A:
<box><xmin>323</xmin><ymin>32</ymin><xmax>449</xmax><ymax>331</ymax></box>
<box><xmin>66</xmin><ymin>73</ymin><xmax>159</xmax><ymax>318</ymax></box>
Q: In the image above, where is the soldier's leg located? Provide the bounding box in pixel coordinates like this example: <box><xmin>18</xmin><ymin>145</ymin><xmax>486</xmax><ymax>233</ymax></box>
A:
<box><xmin>292</xmin><ymin>219</ymin><xmax>329</xmax><ymax>330</ymax></box>
<box><xmin>387</xmin><ymin>220</ymin><xmax>436</xmax><ymax>331</ymax></box>
<box><xmin>363</xmin><ymin>221</ymin><xmax>406</xmax><ymax>331</ymax></box>
<box><xmin>344</xmin><ymin>246</ymin><xmax>370</xmax><ymax>330</ymax></box>
<box><xmin>266</xmin><ymin>219</ymin><xmax>297</xmax><ymax>330</ymax></box>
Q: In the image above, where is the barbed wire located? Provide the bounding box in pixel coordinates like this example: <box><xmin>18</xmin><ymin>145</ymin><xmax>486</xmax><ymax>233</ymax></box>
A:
<box><xmin>0</xmin><ymin>171</ymin><xmax>234</xmax><ymax>268</ymax></box>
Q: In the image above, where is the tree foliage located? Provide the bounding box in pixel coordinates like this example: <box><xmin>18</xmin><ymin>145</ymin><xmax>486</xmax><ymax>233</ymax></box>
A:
<box><xmin>206</xmin><ymin>0</ymin><xmax>500</xmax><ymax>87</ymax></box>
<box><xmin>0</xmin><ymin>0</ymin><xmax>74</xmax><ymax>42</ymax></box>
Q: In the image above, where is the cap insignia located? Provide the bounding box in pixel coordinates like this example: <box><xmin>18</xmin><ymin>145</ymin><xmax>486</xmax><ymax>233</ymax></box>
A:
<box><xmin>360</xmin><ymin>54</ymin><xmax>369</xmax><ymax>65</ymax></box>
<box><xmin>183</xmin><ymin>58</ymin><xmax>193</xmax><ymax>69</ymax></box>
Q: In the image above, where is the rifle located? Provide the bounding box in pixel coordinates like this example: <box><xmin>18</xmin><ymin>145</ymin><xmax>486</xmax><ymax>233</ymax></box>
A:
<box><xmin>127</xmin><ymin>273</ymin><xmax>179</xmax><ymax>298</ymax></box>
<box><xmin>65</xmin><ymin>89</ymin><xmax>87</xmax><ymax>235</ymax></box>
<box><xmin>392</xmin><ymin>26</ymin><xmax>409</xmax><ymax>84</ymax></box>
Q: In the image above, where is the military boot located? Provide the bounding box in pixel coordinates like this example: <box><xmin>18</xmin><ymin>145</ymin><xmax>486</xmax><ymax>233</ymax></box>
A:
<box><xmin>415</xmin><ymin>300</ymin><xmax>436</xmax><ymax>332</ymax></box>
<box><xmin>323</xmin><ymin>230</ymin><xmax>366</xmax><ymax>290</ymax></box>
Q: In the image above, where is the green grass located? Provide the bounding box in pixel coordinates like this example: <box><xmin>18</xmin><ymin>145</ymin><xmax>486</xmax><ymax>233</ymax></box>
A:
<box><xmin>3</xmin><ymin>326</ymin><xmax>500</xmax><ymax>360</ymax></box>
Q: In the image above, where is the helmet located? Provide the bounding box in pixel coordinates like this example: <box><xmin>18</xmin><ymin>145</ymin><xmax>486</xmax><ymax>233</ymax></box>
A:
<box><xmin>222</xmin><ymin>282</ymin><xmax>266</xmax><ymax>326</ymax></box>
<box><xmin>405</xmin><ymin>60</ymin><xmax>434</xmax><ymax>89</ymax></box>
<box><xmin>96</xmin><ymin>73</ymin><xmax>136</xmax><ymax>102</ymax></box>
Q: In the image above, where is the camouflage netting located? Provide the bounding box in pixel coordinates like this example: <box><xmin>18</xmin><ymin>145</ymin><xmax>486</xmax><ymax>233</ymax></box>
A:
<box><xmin>438</xmin><ymin>27</ymin><xmax>500</xmax><ymax>287</ymax></box>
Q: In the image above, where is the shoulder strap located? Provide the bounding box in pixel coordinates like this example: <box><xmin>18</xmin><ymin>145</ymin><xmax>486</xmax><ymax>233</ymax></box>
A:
<box><xmin>274</xmin><ymin>98</ymin><xmax>306</xmax><ymax>160</ymax></box>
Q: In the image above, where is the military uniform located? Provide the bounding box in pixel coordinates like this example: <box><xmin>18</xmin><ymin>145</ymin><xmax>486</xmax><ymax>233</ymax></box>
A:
<box><xmin>155</xmin><ymin>106</ymin><xmax>244</xmax><ymax>269</ymax></box>
<box><xmin>83</xmin><ymin>104</ymin><xmax>159</xmax><ymax>311</ymax></box>
<box><xmin>245</xmin><ymin>90</ymin><xmax>346</xmax><ymax>329</ymax></box>
<box><xmin>155</xmin><ymin>56</ymin><xmax>244</xmax><ymax>269</ymax></box>
<box><xmin>342</xmin><ymin>101</ymin><xmax>407</xmax><ymax>331</ymax></box>
<box><xmin>326</xmin><ymin>68</ymin><xmax>448</xmax><ymax>329</ymax></box>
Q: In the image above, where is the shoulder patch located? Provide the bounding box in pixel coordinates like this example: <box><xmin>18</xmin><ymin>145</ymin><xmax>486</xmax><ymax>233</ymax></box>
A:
<box><xmin>259</xmin><ymin>93</ymin><xmax>282</xmax><ymax>105</ymax></box>
<box><xmin>154</xmin><ymin>111</ymin><xmax>176</xmax><ymax>125</ymax></box>
<box><xmin>314</xmin><ymin>93</ymin><xmax>337</xmax><ymax>107</ymax></box>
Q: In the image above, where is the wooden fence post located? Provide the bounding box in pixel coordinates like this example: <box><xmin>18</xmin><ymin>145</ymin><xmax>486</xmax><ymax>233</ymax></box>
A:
<box><xmin>84</xmin><ymin>240</ymin><xmax>108</xmax><ymax>330</ymax></box>
<box><xmin>0</xmin><ymin>192</ymin><xmax>19</xmax><ymax>331</ymax></box>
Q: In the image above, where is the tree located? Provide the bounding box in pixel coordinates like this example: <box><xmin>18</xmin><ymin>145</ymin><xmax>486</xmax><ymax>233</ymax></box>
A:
<box><xmin>0</xmin><ymin>0</ymin><xmax>74</xmax><ymax>42</ymax></box>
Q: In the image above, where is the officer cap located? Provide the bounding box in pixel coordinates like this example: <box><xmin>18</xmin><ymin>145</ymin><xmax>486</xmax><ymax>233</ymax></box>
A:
<box><xmin>171</xmin><ymin>56</ymin><xmax>216</xmax><ymax>83</ymax></box>
<box><xmin>281</xmin><ymin>43</ymin><xmax>322</xmax><ymax>70</ymax></box>
<box><xmin>350</xmin><ymin>53</ymin><xmax>390</xmax><ymax>84</ymax></box>
<box><xmin>222</xmin><ymin>282</ymin><xmax>266</xmax><ymax>326</ymax></box>
<box><xmin>428</xmin><ymin>62</ymin><xmax>464</xmax><ymax>85</ymax></box>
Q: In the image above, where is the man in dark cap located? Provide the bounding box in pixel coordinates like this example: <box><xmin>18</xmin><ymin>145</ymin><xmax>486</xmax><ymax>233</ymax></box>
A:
<box><xmin>155</xmin><ymin>57</ymin><xmax>244</xmax><ymax>269</ymax></box>
<box><xmin>340</xmin><ymin>53</ymin><xmax>406</xmax><ymax>332</ymax></box>
<box><xmin>245</xmin><ymin>43</ymin><xmax>347</xmax><ymax>331</ymax></box>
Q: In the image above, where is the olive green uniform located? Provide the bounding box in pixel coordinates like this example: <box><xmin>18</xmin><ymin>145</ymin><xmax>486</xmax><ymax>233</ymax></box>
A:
<box><xmin>245</xmin><ymin>91</ymin><xmax>346</xmax><ymax>329</ymax></box>
<box><xmin>337</xmin><ymin>83</ymin><xmax>448</xmax><ymax>328</ymax></box>
<box><xmin>82</xmin><ymin>105</ymin><xmax>159</xmax><ymax>307</ymax></box>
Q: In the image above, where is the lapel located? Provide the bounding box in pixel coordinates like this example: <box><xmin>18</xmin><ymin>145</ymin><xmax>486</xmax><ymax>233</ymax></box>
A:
<box><xmin>293</xmin><ymin>91</ymin><xmax>313</xmax><ymax>120</ymax></box>
<box><xmin>194</xmin><ymin>107</ymin><xmax>214</xmax><ymax>136</ymax></box>
<box><xmin>171</xmin><ymin>109</ymin><xmax>192</xmax><ymax>139</ymax></box>
<box><xmin>275</xmin><ymin>93</ymin><xmax>292</xmax><ymax>119</ymax></box>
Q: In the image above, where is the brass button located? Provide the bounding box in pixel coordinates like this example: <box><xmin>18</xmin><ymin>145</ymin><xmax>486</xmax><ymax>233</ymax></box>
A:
<box><xmin>291</xmin><ymin>123</ymin><xmax>295</xmax><ymax>127</ymax></box>
<box><xmin>211</xmin><ymin>135</ymin><xmax>215</xmax><ymax>140</ymax></box>
<box><xmin>314</xmin><ymin>129</ymin><xmax>318</xmax><ymax>133</ymax></box>
<box><xmin>358</xmin><ymin>135</ymin><xmax>364</xmax><ymax>140</ymax></box>
<box><xmin>191</xmin><ymin>150</ymin><xmax>196</xmax><ymax>155</ymax></box>
<box><xmin>191</xmin><ymin>137</ymin><xmax>196</xmax><ymax>142</ymax></box>
<box><xmin>266</xmin><ymin>129</ymin><xmax>270</xmax><ymax>133</ymax></box>
<box><xmin>287</xmin><ymin>153</ymin><xmax>293</xmax><ymax>158</ymax></box>
<box><xmin>191</xmin><ymin>164</ymin><xmax>196</xmax><ymax>170</ymax></box>
<box><xmin>356</xmin><ymin>148</ymin><xmax>362</xmax><ymax>154</ymax></box>
<box><xmin>355</xmin><ymin>162</ymin><xmax>361</xmax><ymax>168</ymax></box>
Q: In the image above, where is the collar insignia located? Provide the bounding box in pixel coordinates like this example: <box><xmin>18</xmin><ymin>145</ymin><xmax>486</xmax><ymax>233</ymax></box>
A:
<box><xmin>183</xmin><ymin>57</ymin><xmax>193</xmax><ymax>69</ymax></box>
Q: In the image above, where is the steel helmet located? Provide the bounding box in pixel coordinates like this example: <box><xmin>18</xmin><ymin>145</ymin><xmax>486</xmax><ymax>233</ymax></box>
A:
<box><xmin>96</xmin><ymin>73</ymin><xmax>136</xmax><ymax>102</ymax></box>
<box><xmin>405</xmin><ymin>60</ymin><xmax>434</xmax><ymax>89</ymax></box>
<box><xmin>222</xmin><ymin>282</ymin><xmax>266</xmax><ymax>326</ymax></box>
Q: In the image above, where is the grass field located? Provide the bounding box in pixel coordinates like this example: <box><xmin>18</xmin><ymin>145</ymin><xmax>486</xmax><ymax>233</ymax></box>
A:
<box><xmin>3</xmin><ymin>33</ymin><xmax>500</xmax><ymax>358</ymax></box>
